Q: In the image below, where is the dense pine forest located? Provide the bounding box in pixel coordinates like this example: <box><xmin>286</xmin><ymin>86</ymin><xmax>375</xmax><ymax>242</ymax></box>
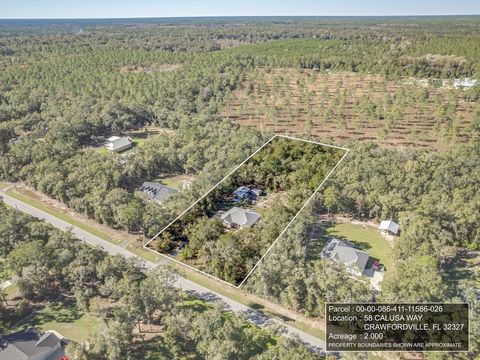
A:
<box><xmin>0</xmin><ymin>16</ymin><xmax>479</xmax><ymax>359</ymax></box>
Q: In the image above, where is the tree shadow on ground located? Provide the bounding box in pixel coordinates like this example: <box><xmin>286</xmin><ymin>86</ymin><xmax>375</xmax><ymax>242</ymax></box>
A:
<box><xmin>26</xmin><ymin>300</ymin><xmax>82</xmax><ymax>327</ymax></box>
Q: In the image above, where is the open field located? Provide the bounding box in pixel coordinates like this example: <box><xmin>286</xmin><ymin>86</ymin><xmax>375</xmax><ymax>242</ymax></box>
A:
<box><xmin>6</xmin><ymin>187</ymin><xmax>122</xmax><ymax>245</ymax></box>
<box><xmin>119</xmin><ymin>63</ymin><xmax>182</xmax><ymax>74</ymax></box>
<box><xmin>222</xmin><ymin>68</ymin><xmax>478</xmax><ymax>148</ymax></box>
<box><xmin>317</xmin><ymin>221</ymin><xmax>394</xmax><ymax>272</ymax></box>
<box><xmin>155</xmin><ymin>174</ymin><xmax>196</xmax><ymax>190</ymax></box>
<box><xmin>125</xmin><ymin>127</ymin><xmax>174</xmax><ymax>147</ymax></box>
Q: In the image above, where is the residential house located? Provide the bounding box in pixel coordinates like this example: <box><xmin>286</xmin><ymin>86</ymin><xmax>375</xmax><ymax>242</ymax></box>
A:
<box><xmin>453</xmin><ymin>78</ymin><xmax>477</xmax><ymax>89</ymax></box>
<box><xmin>0</xmin><ymin>327</ymin><xmax>68</xmax><ymax>360</ymax></box>
<box><xmin>139</xmin><ymin>182</ymin><xmax>178</xmax><ymax>204</ymax></box>
<box><xmin>232</xmin><ymin>186</ymin><xmax>265</xmax><ymax>204</ymax></box>
<box><xmin>221</xmin><ymin>207</ymin><xmax>261</xmax><ymax>229</ymax></box>
<box><xmin>105</xmin><ymin>136</ymin><xmax>132</xmax><ymax>153</ymax></box>
<box><xmin>379</xmin><ymin>220</ymin><xmax>400</xmax><ymax>236</ymax></box>
<box><xmin>232</xmin><ymin>186</ymin><xmax>250</xmax><ymax>202</ymax></box>
<box><xmin>321</xmin><ymin>238</ymin><xmax>370</xmax><ymax>276</ymax></box>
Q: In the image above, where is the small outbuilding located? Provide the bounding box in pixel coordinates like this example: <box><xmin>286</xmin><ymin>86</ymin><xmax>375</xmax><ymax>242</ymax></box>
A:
<box><xmin>106</xmin><ymin>136</ymin><xmax>132</xmax><ymax>153</ymax></box>
<box><xmin>221</xmin><ymin>207</ymin><xmax>261</xmax><ymax>229</ymax></box>
<box><xmin>379</xmin><ymin>220</ymin><xmax>400</xmax><ymax>236</ymax></box>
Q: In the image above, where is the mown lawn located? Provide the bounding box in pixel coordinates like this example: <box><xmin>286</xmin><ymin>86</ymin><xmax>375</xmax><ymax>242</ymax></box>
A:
<box><xmin>18</xmin><ymin>301</ymin><xmax>100</xmax><ymax>343</ymax></box>
<box><xmin>156</xmin><ymin>174</ymin><xmax>195</xmax><ymax>190</ymax></box>
<box><xmin>324</xmin><ymin>222</ymin><xmax>394</xmax><ymax>272</ymax></box>
<box><xmin>6</xmin><ymin>188</ymin><xmax>121</xmax><ymax>245</ymax></box>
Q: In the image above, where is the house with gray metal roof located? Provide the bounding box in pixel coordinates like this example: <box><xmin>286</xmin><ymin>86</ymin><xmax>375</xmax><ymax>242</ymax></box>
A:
<box><xmin>139</xmin><ymin>182</ymin><xmax>178</xmax><ymax>204</ymax></box>
<box><xmin>0</xmin><ymin>328</ymin><xmax>68</xmax><ymax>360</ymax></box>
<box><xmin>105</xmin><ymin>136</ymin><xmax>132</xmax><ymax>153</ymax></box>
<box><xmin>221</xmin><ymin>207</ymin><xmax>261</xmax><ymax>229</ymax></box>
<box><xmin>321</xmin><ymin>238</ymin><xmax>370</xmax><ymax>275</ymax></box>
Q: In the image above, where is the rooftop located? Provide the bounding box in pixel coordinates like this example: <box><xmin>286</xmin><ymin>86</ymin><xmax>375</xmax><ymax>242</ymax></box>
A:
<box><xmin>139</xmin><ymin>182</ymin><xmax>178</xmax><ymax>204</ymax></box>
<box><xmin>379</xmin><ymin>220</ymin><xmax>400</xmax><ymax>235</ymax></box>
<box><xmin>0</xmin><ymin>328</ymin><xmax>68</xmax><ymax>360</ymax></box>
<box><xmin>221</xmin><ymin>206</ymin><xmax>261</xmax><ymax>228</ymax></box>
<box><xmin>321</xmin><ymin>238</ymin><xmax>370</xmax><ymax>272</ymax></box>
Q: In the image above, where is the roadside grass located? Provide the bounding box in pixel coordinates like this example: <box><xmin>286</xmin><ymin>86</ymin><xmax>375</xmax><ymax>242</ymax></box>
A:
<box><xmin>175</xmin><ymin>264</ymin><xmax>326</xmax><ymax>340</ymax></box>
<box><xmin>182</xmin><ymin>296</ymin><xmax>212</xmax><ymax>313</ymax></box>
<box><xmin>17</xmin><ymin>301</ymin><xmax>100</xmax><ymax>343</ymax></box>
<box><xmin>0</xmin><ymin>181</ymin><xmax>9</xmax><ymax>190</ymax></box>
<box><xmin>127</xmin><ymin>243</ymin><xmax>161</xmax><ymax>262</ymax></box>
<box><xmin>324</xmin><ymin>222</ymin><xmax>394</xmax><ymax>272</ymax></box>
<box><xmin>6</xmin><ymin>188</ymin><xmax>121</xmax><ymax>245</ymax></box>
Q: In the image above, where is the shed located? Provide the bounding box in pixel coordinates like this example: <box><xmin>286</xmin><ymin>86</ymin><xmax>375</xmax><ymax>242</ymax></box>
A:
<box><xmin>379</xmin><ymin>220</ymin><xmax>400</xmax><ymax>235</ymax></box>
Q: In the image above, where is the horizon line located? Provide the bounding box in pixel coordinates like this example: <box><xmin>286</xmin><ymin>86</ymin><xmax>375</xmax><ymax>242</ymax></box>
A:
<box><xmin>1</xmin><ymin>14</ymin><xmax>480</xmax><ymax>21</ymax></box>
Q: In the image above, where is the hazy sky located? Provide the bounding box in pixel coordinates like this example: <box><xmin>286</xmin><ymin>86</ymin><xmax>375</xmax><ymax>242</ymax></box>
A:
<box><xmin>1</xmin><ymin>0</ymin><xmax>480</xmax><ymax>19</ymax></box>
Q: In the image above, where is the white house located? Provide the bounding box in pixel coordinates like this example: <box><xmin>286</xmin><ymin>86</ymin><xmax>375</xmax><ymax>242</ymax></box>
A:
<box><xmin>379</xmin><ymin>220</ymin><xmax>400</xmax><ymax>235</ymax></box>
<box><xmin>105</xmin><ymin>136</ymin><xmax>132</xmax><ymax>152</ymax></box>
<box><xmin>453</xmin><ymin>78</ymin><xmax>478</xmax><ymax>89</ymax></box>
<box><xmin>221</xmin><ymin>207</ymin><xmax>261</xmax><ymax>229</ymax></box>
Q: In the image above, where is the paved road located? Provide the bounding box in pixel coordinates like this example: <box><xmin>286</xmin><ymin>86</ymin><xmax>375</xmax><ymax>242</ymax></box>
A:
<box><xmin>1</xmin><ymin>190</ymin><xmax>326</xmax><ymax>351</ymax></box>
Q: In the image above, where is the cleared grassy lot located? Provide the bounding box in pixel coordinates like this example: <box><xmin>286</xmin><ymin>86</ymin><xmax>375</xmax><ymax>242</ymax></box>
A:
<box><xmin>18</xmin><ymin>301</ymin><xmax>100</xmax><ymax>343</ymax></box>
<box><xmin>323</xmin><ymin>222</ymin><xmax>394</xmax><ymax>271</ymax></box>
<box><xmin>6</xmin><ymin>187</ymin><xmax>121</xmax><ymax>245</ymax></box>
<box><xmin>154</xmin><ymin>174</ymin><xmax>195</xmax><ymax>190</ymax></box>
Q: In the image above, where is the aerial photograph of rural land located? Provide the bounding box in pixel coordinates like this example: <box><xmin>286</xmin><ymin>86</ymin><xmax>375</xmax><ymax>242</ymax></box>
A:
<box><xmin>0</xmin><ymin>1</ymin><xmax>479</xmax><ymax>359</ymax></box>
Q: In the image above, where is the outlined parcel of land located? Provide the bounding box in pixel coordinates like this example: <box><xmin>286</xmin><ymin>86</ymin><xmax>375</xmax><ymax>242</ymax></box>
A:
<box><xmin>145</xmin><ymin>135</ymin><xmax>349</xmax><ymax>287</ymax></box>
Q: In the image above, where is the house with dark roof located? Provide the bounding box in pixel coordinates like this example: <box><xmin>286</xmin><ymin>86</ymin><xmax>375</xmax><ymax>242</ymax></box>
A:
<box><xmin>379</xmin><ymin>220</ymin><xmax>400</xmax><ymax>236</ymax></box>
<box><xmin>0</xmin><ymin>327</ymin><xmax>68</xmax><ymax>360</ymax></box>
<box><xmin>105</xmin><ymin>136</ymin><xmax>132</xmax><ymax>153</ymax></box>
<box><xmin>221</xmin><ymin>207</ymin><xmax>261</xmax><ymax>229</ymax></box>
<box><xmin>321</xmin><ymin>238</ymin><xmax>370</xmax><ymax>276</ymax></box>
<box><xmin>232</xmin><ymin>186</ymin><xmax>265</xmax><ymax>204</ymax></box>
<box><xmin>139</xmin><ymin>182</ymin><xmax>178</xmax><ymax>204</ymax></box>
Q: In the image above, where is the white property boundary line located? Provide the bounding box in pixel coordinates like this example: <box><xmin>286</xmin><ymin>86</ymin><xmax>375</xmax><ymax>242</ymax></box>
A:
<box><xmin>143</xmin><ymin>134</ymin><xmax>350</xmax><ymax>288</ymax></box>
